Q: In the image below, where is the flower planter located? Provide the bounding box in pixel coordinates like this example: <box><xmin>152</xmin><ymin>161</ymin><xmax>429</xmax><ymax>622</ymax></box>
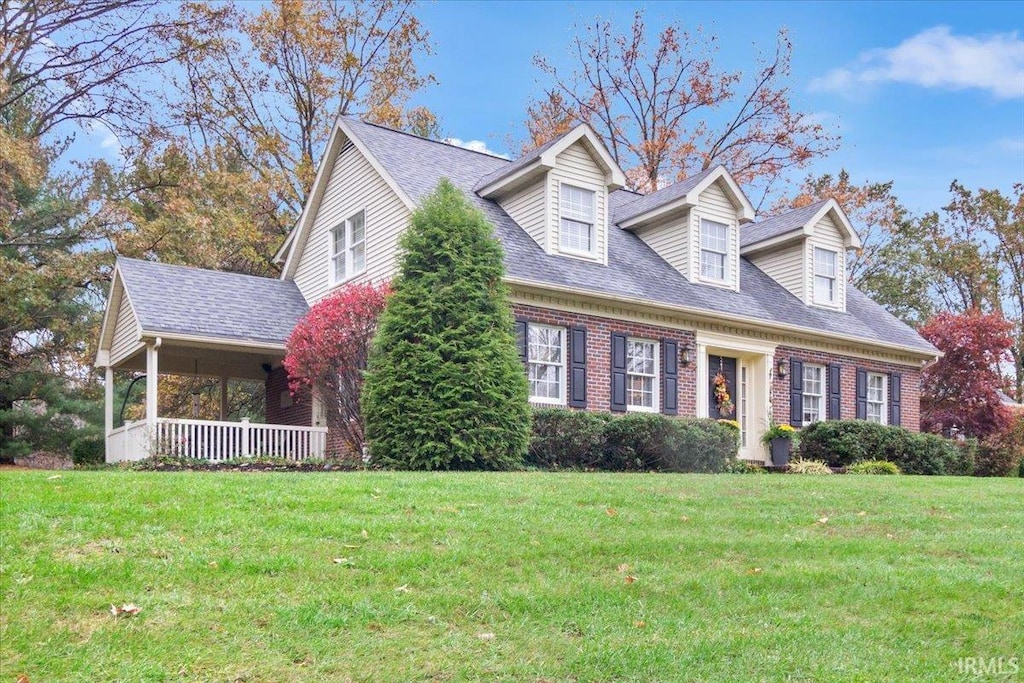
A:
<box><xmin>770</xmin><ymin>437</ymin><xmax>792</xmax><ymax>467</ymax></box>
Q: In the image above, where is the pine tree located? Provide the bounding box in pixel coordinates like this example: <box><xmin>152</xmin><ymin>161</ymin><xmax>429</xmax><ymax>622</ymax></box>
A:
<box><xmin>362</xmin><ymin>179</ymin><xmax>529</xmax><ymax>469</ymax></box>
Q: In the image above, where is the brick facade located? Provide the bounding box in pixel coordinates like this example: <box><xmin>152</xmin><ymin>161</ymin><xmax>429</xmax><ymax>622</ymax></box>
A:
<box><xmin>513</xmin><ymin>303</ymin><xmax>698</xmax><ymax>415</ymax></box>
<box><xmin>514</xmin><ymin>303</ymin><xmax>923</xmax><ymax>433</ymax></box>
<box><xmin>772</xmin><ymin>346</ymin><xmax>922</xmax><ymax>432</ymax></box>
<box><xmin>264</xmin><ymin>366</ymin><xmax>312</xmax><ymax>427</ymax></box>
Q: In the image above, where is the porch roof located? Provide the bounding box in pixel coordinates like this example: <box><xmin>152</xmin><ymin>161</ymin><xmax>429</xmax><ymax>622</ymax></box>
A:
<box><xmin>117</xmin><ymin>257</ymin><xmax>308</xmax><ymax>345</ymax></box>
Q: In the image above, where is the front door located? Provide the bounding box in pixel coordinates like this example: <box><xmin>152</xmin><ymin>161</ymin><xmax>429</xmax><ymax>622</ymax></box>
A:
<box><xmin>708</xmin><ymin>355</ymin><xmax>738</xmax><ymax>420</ymax></box>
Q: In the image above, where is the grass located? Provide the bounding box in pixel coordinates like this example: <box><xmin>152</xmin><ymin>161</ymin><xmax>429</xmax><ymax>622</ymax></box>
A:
<box><xmin>1</xmin><ymin>471</ymin><xmax>1021</xmax><ymax>682</ymax></box>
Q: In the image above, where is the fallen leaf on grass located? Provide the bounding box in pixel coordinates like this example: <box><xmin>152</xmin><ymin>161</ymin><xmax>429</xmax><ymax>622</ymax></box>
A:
<box><xmin>342</xmin><ymin>544</ymin><xmax>361</xmax><ymax>549</ymax></box>
<box><xmin>857</xmin><ymin>511</ymin><xmax>867</xmax><ymax>517</ymax></box>
<box><xmin>816</xmin><ymin>516</ymin><xmax>829</xmax><ymax>525</ymax></box>
<box><xmin>633</xmin><ymin>620</ymin><xmax>646</xmax><ymax>628</ymax></box>
<box><xmin>332</xmin><ymin>557</ymin><xmax>351</xmax><ymax>565</ymax></box>
<box><xmin>46</xmin><ymin>475</ymin><xmax>61</xmax><ymax>480</ymax></box>
<box><xmin>680</xmin><ymin>515</ymin><xmax>690</xmax><ymax>522</ymax></box>
<box><xmin>476</xmin><ymin>632</ymin><xmax>496</xmax><ymax>641</ymax></box>
<box><xmin>747</xmin><ymin>567</ymin><xmax>763</xmax><ymax>575</ymax></box>
<box><xmin>616</xmin><ymin>563</ymin><xmax>630</xmax><ymax>573</ymax></box>
<box><xmin>605</xmin><ymin>507</ymin><xmax>618</xmax><ymax>517</ymax></box>
<box><xmin>207</xmin><ymin>561</ymin><xmax>218</xmax><ymax>569</ymax></box>
<box><xmin>17</xmin><ymin>674</ymin><xmax>30</xmax><ymax>683</ymax></box>
<box><xmin>110</xmin><ymin>603</ymin><xmax>141</xmax><ymax>618</ymax></box>
<box><xmin>624</xmin><ymin>575</ymin><xmax>637</xmax><ymax>584</ymax></box>
<box><xmin>361</xmin><ymin>529</ymin><xmax>369</xmax><ymax>539</ymax></box>
<box><xmin>395</xmin><ymin>584</ymin><xmax>410</xmax><ymax>593</ymax></box>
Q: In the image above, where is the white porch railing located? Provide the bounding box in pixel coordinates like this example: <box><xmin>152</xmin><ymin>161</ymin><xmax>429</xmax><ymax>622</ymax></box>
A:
<box><xmin>107</xmin><ymin>418</ymin><xmax>328</xmax><ymax>462</ymax></box>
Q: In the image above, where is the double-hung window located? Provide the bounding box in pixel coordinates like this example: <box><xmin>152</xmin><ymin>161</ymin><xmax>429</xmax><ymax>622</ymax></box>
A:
<box><xmin>559</xmin><ymin>184</ymin><xmax>596</xmax><ymax>255</ymax></box>
<box><xmin>527</xmin><ymin>325</ymin><xmax>566</xmax><ymax>404</ymax></box>
<box><xmin>802</xmin><ymin>364</ymin><xmax>825</xmax><ymax>424</ymax></box>
<box><xmin>866</xmin><ymin>373</ymin><xmax>887</xmax><ymax>424</ymax></box>
<box><xmin>700</xmin><ymin>219</ymin><xmax>730</xmax><ymax>282</ymax></box>
<box><xmin>813</xmin><ymin>248</ymin><xmax>838</xmax><ymax>305</ymax></box>
<box><xmin>330</xmin><ymin>210</ymin><xmax>366</xmax><ymax>284</ymax></box>
<box><xmin>626</xmin><ymin>338</ymin><xmax>658</xmax><ymax>411</ymax></box>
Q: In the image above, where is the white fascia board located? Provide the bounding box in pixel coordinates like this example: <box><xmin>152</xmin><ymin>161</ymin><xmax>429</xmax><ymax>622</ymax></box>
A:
<box><xmin>684</xmin><ymin>167</ymin><xmax>756</xmax><ymax>223</ymax></box>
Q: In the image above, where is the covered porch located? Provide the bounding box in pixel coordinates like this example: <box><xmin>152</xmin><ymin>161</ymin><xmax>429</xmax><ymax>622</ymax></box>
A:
<box><xmin>97</xmin><ymin>258</ymin><xmax>324</xmax><ymax>463</ymax></box>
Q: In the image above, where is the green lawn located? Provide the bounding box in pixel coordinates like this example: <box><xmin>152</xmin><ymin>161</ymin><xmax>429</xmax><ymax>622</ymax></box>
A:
<box><xmin>1</xmin><ymin>471</ymin><xmax>1021</xmax><ymax>682</ymax></box>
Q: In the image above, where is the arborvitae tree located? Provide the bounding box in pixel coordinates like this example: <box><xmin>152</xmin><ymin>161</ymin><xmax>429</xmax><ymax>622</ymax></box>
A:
<box><xmin>362</xmin><ymin>179</ymin><xmax>529</xmax><ymax>469</ymax></box>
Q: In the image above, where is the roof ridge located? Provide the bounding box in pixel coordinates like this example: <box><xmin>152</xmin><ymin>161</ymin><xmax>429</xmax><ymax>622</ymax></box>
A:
<box><xmin>117</xmin><ymin>256</ymin><xmax>282</xmax><ymax>284</ymax></box>
<box><xmin>345</xmin><ymin>116</ymin><xmax>513</xmax><ymax>162</ymax></box>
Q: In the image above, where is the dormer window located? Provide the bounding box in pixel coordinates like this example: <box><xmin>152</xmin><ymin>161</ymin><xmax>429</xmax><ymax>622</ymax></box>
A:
<box><xmin>813</xmin><ymin>247</ymin><xmax>838</xmax><ymax>305</ymax></box>
<box><xmin>330</xmin><ymin>210</ymin><xmax>366</xmax><ymax>284</ymax></box>
<box><xmin>559</xmin><ymin>184</ymin><xmax>596</xmax><ymax>255</ymax></box>
<box><xmin>700</xmin><ymin>219</ymin><xmax>730</xmax><ymax>282</ymax></box>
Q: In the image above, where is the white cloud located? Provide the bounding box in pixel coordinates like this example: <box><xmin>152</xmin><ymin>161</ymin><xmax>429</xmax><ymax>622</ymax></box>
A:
<box><xmin>811</xmin><ymin>26</ymin><xmax>1024</xmax><ymax>99</ymax></box>
<box><xmin>85</xmin><ymin>121</ymin><xmax>126</xmax><ymax>162</ymax></box>
<box><xmin>444</xmin><ymin>137</ymin><xmax>510</xmax><ymax>159</ymax></box>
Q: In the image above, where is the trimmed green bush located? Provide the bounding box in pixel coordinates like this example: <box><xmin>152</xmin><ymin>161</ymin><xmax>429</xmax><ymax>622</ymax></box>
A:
<box><xmin>70</xmin><ymin>434</ymin><xmax>105</xmax><ymax>466</ymax></box>
<box><xmin>796</xmin><ymin>420</ymin><xmax>966</xmax><ymax>475</ymax></box>
<box><xmin>788</xmin><ymin>459</ymin><xmax>833</xmax><ymax>474</ymax></box>
<box><xmin>601</xmin><ymin>413</ymin><xmax>737</xmax><ymax>473</ymax></box>
<box><xmin>847</xmin><ymin>460</ymin><xmax>901</xmax><ymax>475</ymax></box>
<box><xmin>362</xmin><ymin>179</ymin><xmax>530</xmax><ymax>470</ymax></box>
<box><xmin>725</xmin><ymin>460</ymin><xmax>769</xmax><ymax>474</ymax></box>
<box><xmin>528</xmin><ymin>409</ymin><xmax>611</xmax><ymax>469</ymax></box>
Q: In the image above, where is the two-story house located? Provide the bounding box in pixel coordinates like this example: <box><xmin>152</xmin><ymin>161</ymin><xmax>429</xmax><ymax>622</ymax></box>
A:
<box><xmin>95</xmin><ymin>117</ymin><xmax>938</xmax><ymax>463</ymax></box>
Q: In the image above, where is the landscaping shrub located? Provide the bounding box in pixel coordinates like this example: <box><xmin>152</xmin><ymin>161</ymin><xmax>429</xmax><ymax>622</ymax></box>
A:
<box><xmin>70</xmin><ymin>433</ymin><xmax>105</xmax><ymax>466</ymax></box>
<box><xmin>528</xmin><ymin>409</ymin><xmax>611</xmax><ymax>469</ymax></box>
<box><xmin>975</xmin><ymin>415</ymin><xmax>1024</xmax><ymax>477</ymax></box>
<box><xmin>796</xmin><ymin>420</ymin><xmax>966</xmax><ymax>475</ymax></box>
<box><xmin>600</xmin><ymin>414</ymin><xmax>737</xmax><ymax>473</ymax></box>
<box><xmin>725</xmin><ymin>460</ymin><xmax>768</xmax><ymax>474</ymax></box>
<box><xmin>362</xmin><ymin>180</ymin><xmax>530</xmax><ymax>470</ymax></box>
<box><xmin>847</xmin><ymin>460</ymin><xmax>900</xmax><ymax>475</ymax></box>
<box><xmin>949</xmin><ymin>438</ymin><xmax>977</xmax><ymax>477</ymax></box>
<box><xmin>788</xmin><ymin>459</ymin><xmax>832</xmax><ymax>474</ymax></box>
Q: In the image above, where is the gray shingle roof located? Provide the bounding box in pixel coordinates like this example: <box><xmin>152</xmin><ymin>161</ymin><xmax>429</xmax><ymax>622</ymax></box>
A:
<box><xmin>342</xmin><ymin>118</ymin><xmax>936</xmax><ymax>355</ymax></box>
<box><xmin>611</xmin><ymin>165</ymin><xmax>721</xmax><ymax>224</ymax></box>
<box><xmin>740</xmin><ymin>199</ymin><xmax>831</xmax><ymax>248</ymax></box>
<box><xmin>473</xmin><ymin>134</ymin><xmax>562</xmax><ymax>191</ymax></box>
<box><xmin>117</xmin><ymin>257</ymin><xmax>308</xmax><ymax>346</ymax></box>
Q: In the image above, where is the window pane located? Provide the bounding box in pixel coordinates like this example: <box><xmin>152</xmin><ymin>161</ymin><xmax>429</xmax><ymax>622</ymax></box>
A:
<box><xmin>351</xmin><ymin>242</ymin><xmax>365</xmax><ymax>273</ymax></box>
<box><xmin>332</xmin><ymin>225</ymin><xmax>346</xmax><ymax>256</ymax></box>
<box><xmin>814</xmin><ymin>248</ymin><xmax>836</xmax><ymax>277</ymax></box>
<box><xmin>701</xmin><ymin>220</ymin><xmax>729</xmax><ymax>252</ymax></box>
<box><xmin>350</xmin><ymin>212</ymin><xmax>365</xmax><ymax>244</ymax></box>
<box><xmin>814</xmin><ymin>275</ymin><xmax>835</xmax><ymax>303</ymax></box>
<box><xmin>560</xmin><ymin>218</ymin><xmax>593</xmax><ymax>253</ymax></box>
<box><xmin>332</xmin><ymin>253</ymin><xmax>345</xmax><ymax>282</ymax></box>
<box><xmin>561</xmin><ymin>185</ymin><xmax>595</xmax><ymax>221</ymax></box>
<box><xmin>701</xmin><ymin>251</ymin><xmax>726</xmax><ymax>280</ymax></box>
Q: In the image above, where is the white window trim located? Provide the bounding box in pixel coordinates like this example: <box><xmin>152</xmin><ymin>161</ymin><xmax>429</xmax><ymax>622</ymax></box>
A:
<box><xmin>802</xmin><ymin>363</ymin><xmax>825</xmax><ymax>425</ymax></box>
<box><xmin>558</xmin><ymin>182</ymin><xmax>597</xmax><ymax>258</ymax></box>
<box><xmin>698</xmin><ymin>217</ymin><xmax>732</xmax><ymax>285</ymax></box>
<box><xmin>813</xmin><ymin>247</ymin><xmax>839</xmax><ymax>306</ymax></box>
<box><xmin>866</xmin><ymin>372</ymin><xmax>888</xmax><ymax>425</ymax></box>
<box><xmin>625</xmin><ymin>337</ymin><xmax>660</xmax><ymax>413</ymax></box>
<box><xmin>328</xmin><ymin>209</ymin><xmax>367</xmax><ymax>286</ymax></box>
<box><xmin>527</xmin><ymin>324</ymin><xmax>567</xmax><ymax>406</ymax></box>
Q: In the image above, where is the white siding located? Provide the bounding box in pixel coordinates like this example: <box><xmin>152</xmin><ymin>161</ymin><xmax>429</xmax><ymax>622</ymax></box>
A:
<box><xmin>691</xmin><ymin>179</ymin><xmax>740</xmax><ymax>289</ymax></box>
<box><xmin>500</xmin><ymin>177</ymin><xmax>549</xmax><ymax>252</ymax></box>
<box><xmin>110</xmin><ymin>291</ymin><xmax>143</xmax><ymax>365</ymax></box>
<box><xmin>806</xmin><ymin>213</ymin><xmax>847</xmax><ymax>310</ymax></box>
<box><xmin>549</xmin><ymin>143</ymin><xmax>607</xmax><ymax>264</ymax></box>
<box><xmin>638</xmin><ymin>213</ymin><xmax>691</xmax><ymax>278</ymax></box>
<box><xmin>750</xmin><ymin>243</ymin><xmax>806</xmax><ymax>301</ymax></box>
<box><xmin>293</xmin><ymin>140</ymin><xmax>412</xmax><ymax>304</ymax></box>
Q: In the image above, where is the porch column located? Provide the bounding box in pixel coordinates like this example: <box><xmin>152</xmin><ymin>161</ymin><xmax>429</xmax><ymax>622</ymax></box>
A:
<box><xmin>220</xmin><ymin>377</ymin><xmax>229</xmax><ymax>421</ymax></box>
<box><xmin>146</xmin><ymin>339</ymin><xmax>160</xmax><ymax>431</ymax></box>
<box><xmin>104</xmin><ymin>365</ymin><xmax>114</xmax><ymax>437</ymax></box>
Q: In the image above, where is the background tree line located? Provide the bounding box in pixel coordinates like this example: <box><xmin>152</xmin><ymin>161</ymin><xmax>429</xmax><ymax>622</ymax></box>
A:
<box><xmin>1</xmin><ymin>1</ymin><xmax>1019</xmax><ymax>460</ymax></box>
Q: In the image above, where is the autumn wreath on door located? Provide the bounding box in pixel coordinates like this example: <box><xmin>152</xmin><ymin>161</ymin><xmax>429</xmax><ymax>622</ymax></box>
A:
<box><xmin>713</xmin><ymin>366</ymin><xmax>735</xmax><ymax>417</ymax></box>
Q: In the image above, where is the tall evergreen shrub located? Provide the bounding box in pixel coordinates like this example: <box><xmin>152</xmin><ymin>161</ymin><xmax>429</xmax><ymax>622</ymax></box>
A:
<box><xmin>361</xmin><ymin>179</ymin><xmax>529</xmax><ymax>469</ymax></box>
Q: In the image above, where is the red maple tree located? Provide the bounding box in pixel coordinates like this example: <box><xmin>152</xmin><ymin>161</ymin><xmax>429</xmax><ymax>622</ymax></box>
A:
<box><xmin>919</xmin><ymin>310</ymin><xmax>1013</xmax><ymax>440</ymax></box>
<box><xmin>284</xmin><ymin>282</ymin><xmax>390</xmax><ymax>459</ymax></box>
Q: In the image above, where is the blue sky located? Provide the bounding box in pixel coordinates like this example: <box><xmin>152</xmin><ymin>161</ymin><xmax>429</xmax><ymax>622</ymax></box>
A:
<box><xmin>411</xmin><ymin>1</ymin><xmax>1023</xmax><ymax>213</ymax></box>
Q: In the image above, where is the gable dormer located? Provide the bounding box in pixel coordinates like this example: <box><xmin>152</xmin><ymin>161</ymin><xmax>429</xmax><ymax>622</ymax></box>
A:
<box><xmin>615</xmin><ymin>165</ymin><xmax>755</xmax><ymax>292</ymax></box>
<box><xmin>475</xmin><ymin>125</ymin><xmax>626</xmax><ymax>265</ymax></box>
<box><xmin>741</xmin><ymin>199</ymin><xmax>861</xmax><ymax>311</ymax></box>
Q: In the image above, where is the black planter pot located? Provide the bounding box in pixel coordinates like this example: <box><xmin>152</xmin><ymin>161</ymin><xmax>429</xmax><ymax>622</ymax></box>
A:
<box><xmin>770</xmin><ymin>437</ymin><xmax>792</xmax><ymax>467</ymax></box>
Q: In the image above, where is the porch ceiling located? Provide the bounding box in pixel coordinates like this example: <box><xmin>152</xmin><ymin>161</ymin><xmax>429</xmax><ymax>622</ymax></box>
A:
<box><xmin>113</xmin><ymin>341</ymin><xmax>283</xmax><ymax>381</ymax></box>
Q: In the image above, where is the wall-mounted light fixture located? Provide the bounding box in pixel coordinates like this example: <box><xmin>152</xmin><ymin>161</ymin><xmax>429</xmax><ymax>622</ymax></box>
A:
<box><xmin>776</xmin><ymin>358</ymin><xmax>788</xmax><ymax>379</ymax></box>
<box><xmin>680</xmin><ymin>344</ymin><xmax>692</xmax><ymax>367</ymax></box>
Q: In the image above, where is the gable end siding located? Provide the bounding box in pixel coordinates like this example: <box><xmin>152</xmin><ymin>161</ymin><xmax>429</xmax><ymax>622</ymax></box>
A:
<box><xmin>637</xmin><ymin>213</ymin><xmax>691</xmax><ymax>279</ymax></box>
<box><xmin>293</xmin><ymin>141</ymin><xmax>412</xmax><ymax>304</ymax></box>
<box><xmin>500</xmin><ymin>177</ymin><xmax>549</xmax><ymax>252</ymax></box>
<box><xmin>110</xmin><ymin>290</ymin><xmax>143</xmax><ymax>365</ymax></box>
<box><xmin>549</xmin><ymin>143</ymin><xmax>607</xmax><ymax>264</ymax></box>
<box><xmin>690</xmin><ymin>179</ymin><xmax>740</xmax><ymax>289</ymax></box>
<box><xmin>806</xmin><ymin>213</ymin><xmax>847</xmax><ymax>309</ymax></box>
<box><xmin>749</xmin><ymin>242</ymin><xmax>806</xmax><ymax>301</ymax></box>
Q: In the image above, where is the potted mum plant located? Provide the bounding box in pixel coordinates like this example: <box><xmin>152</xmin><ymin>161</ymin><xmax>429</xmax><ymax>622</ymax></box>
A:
<box><xmin>761</xmin><ymin>423</ymin><xmax>797</xmax><ymax>466</ymax></box>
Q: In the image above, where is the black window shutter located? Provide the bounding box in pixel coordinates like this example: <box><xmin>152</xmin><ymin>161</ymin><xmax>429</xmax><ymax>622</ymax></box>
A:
<box><xmin>514</xmin><ymin>320</ymin><xmax>528</xmax><ymax>366</ymax></box>
<box><xmin>889</xmin><ymin>373</ymin><xmax>902</xmax><ymax>427</ymax></box>
<box><xmin>661</xmin><ymin>339</ymin><xmax>678</xmax><ymax>415</ymax></box>
<box><xmin>855</xmin><ymin>368</ymin><xmax>868</xmax><ymax>420</ymax></box>
<box><xmin>569</xmin><ymin>327</ymin><xmax>588</xmax><ymax>408</ymax></box>
<box><xmin>789</xmin><ymin>358</ymin><xmax>804</xmax><ymax>427</ymax></box>
<box><xmin>610</xmin><ymin>333</ymin><xmax>627</xmax><ymax>412</ymax></box>
<box><xmin>827</xmin><ymin>363</ymin><xmax>842</xmax><ymax>420</ymax></box>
